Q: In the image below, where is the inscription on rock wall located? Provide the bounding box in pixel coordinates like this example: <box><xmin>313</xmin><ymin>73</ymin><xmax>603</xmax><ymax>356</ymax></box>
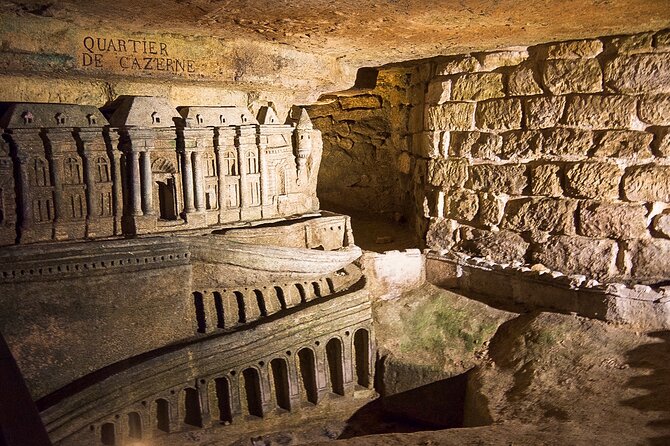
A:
<box><xmin>81</xmin><ymin>36</ymin><xmax>197</xmax><ymax>74</ymax></box>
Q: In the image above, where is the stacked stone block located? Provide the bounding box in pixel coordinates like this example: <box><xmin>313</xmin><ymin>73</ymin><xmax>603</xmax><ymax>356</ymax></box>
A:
<box><xmin>413</xmin><ymin>30</ymin><xmax>670</xmax><ymax>284</ymax></box>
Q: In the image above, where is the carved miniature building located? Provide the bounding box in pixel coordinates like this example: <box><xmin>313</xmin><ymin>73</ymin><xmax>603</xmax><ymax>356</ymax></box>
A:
<box><xmin>0</xmin><ymin>97</ymin><xmax>322</xmax><ymax>244</ymax></box>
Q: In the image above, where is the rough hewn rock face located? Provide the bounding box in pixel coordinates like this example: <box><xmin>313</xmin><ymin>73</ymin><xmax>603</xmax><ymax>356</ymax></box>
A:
<box><xmin>508</xmin><ymin>65</ymin><xmax>544</xmax><ymax>96</ymax></box>
<box><xmin>622</xmin><ymin>165</ymin><xmax>670</xmax><ymax>202</ymax></box>
<box><xmin>638</xmin><ymin>94</ymin><xmax>670</xmax><ymax>125</ymax></box>
<box><xmin>469</xmin><ymin>164</ymin><xmax>527</xmax><ymax>194</ymax></box>
<box><xmin>451</xmin><ymin>73</ymin><xmax>505</xmax><ymax>101</ymax></box>
<box><xmin>523</xmin><ymin>96</ymin><xmax>566</xmax><ymax>128</ymax></box>
<box><xmin>476</xmin><ymin>99</ymin><xmax>522</xmax><ymax>131</ymax></box>
<box><xmin>545</xmin><ymin>39</ymin><xmax>604</xmax><ymax>59</ymax></box>
<box><xmin>459</xmin><ymin>229</ymin><xmax>529</xmax><ymax>263</ymax></box>
<box><xmin>564</xmin><ymin>162</ymin><xmax>622</xmax><ymax>199</ymax></box>
<box><xmin>563</xmin><ymin>95</ymin><xmax>636</xmax><ymax>129</ymax></box>
<box><xmin>578</xmin><ymin>201</ymin><xmax>648</xmax><ymax>239</ymax></box>
<box><xmin>592</xmin><ymin>130</ymin><xmax>654</xmax><ymax>158</ymax></box>
<box><xmin>542</xmin><ymin>59</ymin><xmax>603</xmax><ymax>95</ymax></box>
<box><xmin>428</xmin><ymin>158</ymin><xmax>469</xmax><ymax>189</ymax></box>
<box><xmin>652</xmin><ymin>212</ymin><xmax>670</xmax><ymax>238</ymax></box>
<box><xmin>530</xmin><ymin>163</ymin><xmax>563</xmax><ymax>197</ymax></box>
<box><xmin>531</xmin><ymin>236</ymin><xmax>618</xmax><ymax>279</ymax></box>
<box><xmin>629</xmin><ymin>239</ymin><xmax>670</xmax><ymax>283</ymax></box>
<box><xmin>425</xmin><ymin>102</ymin><xmax>475</xmax><ymax>130</ymax></box>
<box><xmin>503</xmin><ymin>197</ymin><xmax>577</xmax><ymax>234</ymax></box>
<box><xmin>604</xmin><ymin>54</ymin><xmax>670</xmax><ymax>94</ymax></box>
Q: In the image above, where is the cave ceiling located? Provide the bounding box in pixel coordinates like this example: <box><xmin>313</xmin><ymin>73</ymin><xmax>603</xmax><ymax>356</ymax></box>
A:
<box><xmin>3</xmin><ymin>0</ymin><xmax>670</xmax><ymax>68</ymax></box>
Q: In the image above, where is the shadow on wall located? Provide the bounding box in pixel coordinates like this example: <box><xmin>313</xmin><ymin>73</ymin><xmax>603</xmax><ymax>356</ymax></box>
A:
<box><xmin>338</xmin><ymin>366</ymin><xmax>470</xmax><ymax>439</ymax></box>
<box><xmin>622</xmin><ymin>331</ymin><xmax>670</xmax><ymax>446</ymax></box>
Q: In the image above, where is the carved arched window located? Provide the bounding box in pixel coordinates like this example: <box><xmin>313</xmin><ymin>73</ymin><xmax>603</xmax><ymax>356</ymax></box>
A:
<box><xmin>22</xmin><ymin>111</ymin><xmax>33</xmax><ymax>125</ymax></box>
<box><xmin>151</xmin><ymin>111</ymin><xmax>161</xmax><ymax>124</ymax></box>
<box><xmin>96</xmin><ymin>157</ymin><xmax>110</xmax><ymax>182</ymax></box>
<box><xmin>224</xmin><ymin>151</ymin><xmax>237</xmax><ymax>176</ymax></box>
<box><xmin>64</xmin><ymin>157</ymin><xmax>82</xmax><ymax>184</ymax></box>
<box><xmin>32</xmin><ymin>158</ymin><xmax>48</xmax><ymax>187</ymax></box>
<box><xmin>246</xmin><ymin>151</ymin><xmax>258</xmax><ymax>174</ymax></box>
<box><xmin>55</xmin><ymin>113</ymin><xmax>66</xmax><ymax>126</ymax></box>
<box><xmin>205</xmin><ymin>153</ymin><xmax>216</xmax><ymax>177</ymax></box>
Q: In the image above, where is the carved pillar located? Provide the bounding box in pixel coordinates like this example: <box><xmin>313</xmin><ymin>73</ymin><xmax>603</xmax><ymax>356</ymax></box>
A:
<box><xmin>140</xmin><ymin>150</ymin><xmax>154</xmax><ymax>215</ymax></box>
<box><xmin>192</xmin><ymin>150</ymin><xmax>205</xmax><ymax>212</ymax></box>
<box><xmin>78</xmin><ymin>132</ymin><xmax>98</xmax><ymax>226</ymax></box>
<box><xmin>228</xmin><ymin>373</ymin><xmax>242</xmax><ymax>418</ymax></box>
<box><xmin>167</xmin><ymin>394</ymin><xmax>181</xmax><ymax>433</ymax></box>
<box><xmin>49</xmin><ymin>153</ymin><xmax>65</xmax><ymax>223</ymax></box>
<box><xmin>236</xmin><ymin>141</ymin><xmax>248</xmax><ymax>210</ymax></box>
<box><xmin>182</xmin><ymin>150</ymin><xmax>195</xmax><ymax>214</ymax></box>
<box><xmin>259</xmin><ymin>143</ymin><xmax>269</xmax><ymax>209</ymax></box>
<box><xmin>109</xmin><ymin>135</ymin><xmax>123</xmax><ymax>235</ymax></box>
<box><xmin>342</xmin><ymin>334</ymin><xmax>355</xmax><ymax>395</ymax></box>
<box><xmin>215</xmin><ymin>134</ymin><xmax>226</xmax><ymax>223</ymax></box>
<box><xmin>128</xmin><ymin>150</ymin><xmax>143</xmax><ymax>216</ymax></box>
<box><xmin>15</xmin><ymin>153</ymin><xmax>31</xmax><ymax>231</ymax></box>
<box><xmin>314</xmin><ymin>342</ymin><xmax>329</xmax><ymax>403</ymax></box>
<box><xmin>259</xmin><ymin>364</ymin><xmax>274</xmax><ymax>415</ymax></box>
<box><xmin>197</xmin><ymin>380</ymin><xmax>213</xmax><ymax>428</ymax></box>
<box><xmin>286</xmin><ymin>353</ymin><xmax>302</xmax><ymax>410</ymax></box>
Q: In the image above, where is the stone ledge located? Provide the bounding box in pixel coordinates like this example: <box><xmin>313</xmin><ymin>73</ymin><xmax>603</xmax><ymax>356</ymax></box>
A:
<box><xmin>425</xmin><ymin>250</ymin><xmax>670</xmax><ymax>330</ymax></box>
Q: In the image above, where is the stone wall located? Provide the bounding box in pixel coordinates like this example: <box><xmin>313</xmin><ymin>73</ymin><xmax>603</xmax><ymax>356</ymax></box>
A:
<box><xmin>312</xmin><ymin>29</ymin><xmax>670</xmax><ymax>284</ymax></box>
<box><xmin>405</xmin><ymin>30</ymin><xmax>670</xmax><ymax>285</ymax></box>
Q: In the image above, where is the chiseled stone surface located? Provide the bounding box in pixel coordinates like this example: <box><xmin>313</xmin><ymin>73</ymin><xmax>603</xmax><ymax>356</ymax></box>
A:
<box><xmin>459</xmin><ymin>229</ymin><xmax>529</xmax><ymax>263</ymax></box>
<box><xmin>545</xmin><ymin>39</ymin><xmax>604</xmax><ymax>59</ymax></box>
<box><xmin>476</xmin><ymin>98</ymin><xmax>522</xmax><ymax>131</ymax></box>
<box><xmin>622</xmin><ymin>165</ymin><xmax>670</xmax><ymax>202</ymax></box>
<box><xmin>629</xmin><ymin>238</ymin><xmax>670</xmax><ymax>283</ymax></box>
<box><xmin>523</xmin><ymin>96</ymin><xmax>566</xmax><ymax>129</ymax></box>
<box><xmin>542</xmin><ymin>59</ymin><xmax>603</xmax><ymax>94</ymax></box>
<box><xmin>530</xmin><ymin>163</ymin><xmax>563</xmax><ymax>197</ymax></box>
<box><xmin>503</xmin><ymin>197</ymin><xmax>577</xmax><ymax>234</ymax></box>
<box><xmin>562</xmin><ymin>95</ymin><xmax>636</xmax><ymax>129</ymax></box>
<box><xmin>449</xmin><ymin>131</ymin><xmax>503</xmax><ymax>160</ymax></box>
<box><xmin>539</xmin><ymin>128</ymin><xmax>593</xmax><ymax>157</ymax></box>
<box><xmin>478</xmin><ymin>192</ymin><xmax>505</xmax><ymax>227</ymax></box>
<box><xmin>565</xmin><ymin>162</ymin><xmax>622</xmax><ymax>199</ymax></box>
<box><xmin>592</xmin><ymin>130</ymin><xmax>654</xmax><ymax>158</ymax></box>
<box><xmin>451</xmin><ymin>72</ymin><xmax>505</xmax><ymax>101</ymax></box>
<box><xmin>501</xmin><ymin>130</ymin><xmax>541</xmax><ymax>159</ymax></box>
<box><xmin>531</xmin><ymin>235</ymin><xmax>618</xmax><ymax>279</ymax></box>
<box><xmin>427</xmin><ymin>158</ymin><xmax>469</xmax><ymax>188</ymax></box>
<box><xmin>425</xmin><ymin>79</ymin><xmax>452</xmax><ymax>105</ymax></box>
<box><xmin>469</xmin><ymin>164</ymin><xmax>527</xmax><ymax>194</ymax></box>
<box><xmin>578</xmin><ymin>201</ymin><xmax>648</xmax><ymax>239</ymax></box>
<box><xmin>508</xmin><ymin>64</ymin><xmax>544</xmax><ymax>96</ymax></box>
<box><xmin>475</xmin><ymin>50</ymin><xmax>529</xmax><ymax>71</ymax></box>
<box><xmin>604</xmin><ymin>54</ymin><xmax>670</xmax><ymax>94</ymax></box>
<box><xmin>435</xmin><ymin>55</ymin><xmax>480</xmax><ymax>76</ymax></box>
<box><xmin>653</xmin><ymin>128</ymin><xmax>670</xmax><ymax>157</ymax></box>
<box><xmin>446</xmin><ymin>188</ymin><xmax>479</xmax><ymax>221</ymax></box>
<box><xmin>607</xmin><ymin>32</ymin><xmax>654</xmax><ymax>54</ymax></box>
<box><xmin>652</xmin><ymin>212</ymin><xmax>670</xmax><ymax>238</ymax></box>
<box><xmin>638</xmin><ymin>94</ymin><xmax>670</xmax><ymax>126</ymax></box>
<box><xmin>424</xmin><ymin>102</ymin><xmax>475</xmax><ymax>130</ymax></box>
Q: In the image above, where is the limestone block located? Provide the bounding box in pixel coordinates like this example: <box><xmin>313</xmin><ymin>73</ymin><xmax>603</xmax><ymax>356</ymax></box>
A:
<box><xmin>545</xmin><ymin>39</ymin><xmax>603</xmax><ymax>59</ymax></box>
<box><xmin>425</xmin><ymin>79</ymin><xmax>452</xmax><ymax>105</ymax></box>
<box><xmin>653</xmin><ymin>128</ymin><xmax>670</xmax><ymax>157</ymax></box>
<box><xmin>424</xmin><ymin>103</ymin><xmax>475</xmax><ymax>131</ymax></box>
<box><xmin>622</xmin><ymin>165</ymin><xmax>670</xmax><ymax>202</ymax></box>
<box><xmin>523</xmin><ymin>96</ymin><xmax>566</xmax><ymax>128</ymax></box>
<box><xmin>656</xmin><ymin>29</ymin><xmax>670</xmax><ymax>51</ymax></box>
<box><xmin>578</xmin><ymin>201</ymin><xmax>648</xmax><ymax>239</ymax></box>
<box><xmin>469</xmin><ymin>164</ymin><xmax>527</xmax><ymax>195</ymax></box>
<box><xmin>530</xmin><ymin>163</ymin><xmax>563</xmax><ymax>197</ymax></box>
<box><xmin>604</xmin><ymin>54</ymin><xmax>670</xmax><ymax>94</ymax></box>
<box><xmin>639</xmin><ymin>95</ymin><xmax>670</xmax><ymax>126</ymax></box>
<box><xmin>562</xmin><ymin>95</ymin><xmax>636</xmax><ymax>129</ymax></box>
<box><xmin>476</xmin><ymin>50</ymin><xmax>529</xmax><ymax>71</ymax></box>
<box><xmin>508</xmin><ymin>65</ymin><xmax>543</xmax><ymax>96</ymax></box>
<box><xmin>501</xmin><ymin>130</ymin><xmax>541</xmax><ymax>159</ymax></box>
<box><xmin>564</xmin><ymin>162</ymin><xmax>622</xmax><ymax>199</ymax></box>
<box><xmin>340</xmin><ymin>95</ymin><xmax>382</xmax><ymax>110</ymax></box>
<box><xmin>425</xmin><ymin>188</ymin><xmax>444</xmax><ymax>218</ymax></box>
<box><xmin>449</xmin><ymin>131</ymin><xmax>502</xmax><ymax>160</ymax></box>
<box><xmin>435</xmin><ymin>55</ymin><xmax>480</xmax><ymax>75</ymax></box>
<box><xmin>413</xmin><ymin>131</ymin><xmax>444</xmax><ymax>158</ymax></box>
<box><xmin>427</xmin><ymin>158</ymin><xmax>469</xmax><ymax>189</ymax></box>
<box><xmin>397</xmin><ymin>152</ymin><xmax>412</xmax><ymax>175</ymax></box>
<box><xmin>629</xmin><ymin>239</ymin><xmax>670</xmax><ymax>283</ymax></box>
<box><xmin>502</xmin><ymin>197</ymin><xmax>577</xmax><ymax>234</ymax></box>
<box><xmin>446</xmin><ymin>188</ymin><xmax>479</xmax><ymax>221</ymax></box>
<box><xmin>531</xmin><ymin>235</ymin><xmax>618</xmax><ymax>279</ymax></box>
<box><xmin>592</xmin><ymin>130</ymin><xmax>654</xmax><ymax>158</ymax></box>
<box><xmin>539</xmin><ymin>128</ymin><xmax>593</xmax><ymax>157</ymax></box>
<box><xmin>451</xmin><ymin>73</ymin><xmax>505</xmax><ymax>101</ymax></box>
<box><xmin>542</xmin><ymin>59</ymin><xmax>603</xmax><ymax>94</ymax></box>
<box><xmin>607</xmin><ymin>33</ymin><xmax>654</xmax><ymax>54</ymax></box>
<box><xmin>476</xmin><ymin>99</ymin><xmax>522</xmax><ymax>131</ymax></box>
<box><xmin>478</xmin><ymin>192</ymin><xmax>505</xmax><ymax>226</ymax></box>
<box><xmin>425</xmin><ymin>218</ymin><xmax>459</xmax><ymax>250</ymax></box>
<box><xmin>652</xmin><ymin>212</ymin><xmax>670</xmax><ymax>238</ymax></box>
<box><xmin>458</xmin><ymin>229</ymin><xmax>529</xmax><ymax>263</ymax></box>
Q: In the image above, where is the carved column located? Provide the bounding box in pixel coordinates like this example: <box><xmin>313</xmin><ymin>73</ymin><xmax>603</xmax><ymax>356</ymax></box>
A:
<box><xmin>78</xmin><ymin>132</ymin><xmax>98</xmax><ymax>226</ymax></box>
<box><xmin>228</xmin><ymin>373</ymin><xmax>242</xmax><ymax>418</ymax></box>
<box><xmin>342</xmin><ymin>334</ymin><xmax>355</xmax><ymax>395</ymax></box>
<box><xmin>214</xmin><ymin>132</ymin><xmax>226</xmax><ymax>223</ymax></box>
<box><xmin>140</xmin><ymin>150</ymin><xmax>154</xmax><ymax>215</ymax></box>
<box><xmin>286</xmin><ymin>353</ymin><xmax>302</xmax><ymax>410</ymax></box>
<box><xmin>108</xmin><ymin>134</ymin><xmax>123</xmax><ymax>235</ymax></box>
<box><xmin>259</xmin><ymin>143</ymin><xmax>269</xmax><ymax>214</ymax></box>
<box><xmin>128</xmin><ymin>150</ymin><xmax>143</xmax><ymax>216</ymax></box>
<box><xmin>259</xmin><ymin>364</ymin><xmax>274</xmax><ymax>415</ymax></box>
<box><xmin>14</xmin><ymin>152</ymin><xmax>32</xmax><ymax>231</ymax></box>
<box><xmin>182</xmin><ymin>150</ymin><xmax>195</xmax><ymax>214</ymax></box>
<box><xmin>314</xmin><ymin>342</ymin><xmax>329</xmax><ymax>403</ymax></box>
<box><xmin>192</xmin><ymin>150</ymin><xmax>205</xmax><ymax>212</ymax></box>
<box><xmin>197</xmin><ymin>379</ymin><xmax>213</xmax><ymax>428</ymax></box>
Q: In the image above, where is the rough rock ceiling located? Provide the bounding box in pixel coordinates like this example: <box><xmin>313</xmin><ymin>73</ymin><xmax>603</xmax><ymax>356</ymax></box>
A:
<box><xmin>3</xmin><ymin>0</ymin><xmax>670</xmax><ymax>67</ymax></box>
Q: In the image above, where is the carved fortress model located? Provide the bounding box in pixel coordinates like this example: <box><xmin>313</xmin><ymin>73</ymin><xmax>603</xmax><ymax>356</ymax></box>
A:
<box><xmin>0</xmin><ymin>96</ymin><xmax>321</xmax><ymax>245</ymax></box>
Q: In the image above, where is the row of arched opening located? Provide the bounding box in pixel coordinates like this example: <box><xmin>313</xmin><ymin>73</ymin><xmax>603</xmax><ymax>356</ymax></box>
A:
<box><xmin>96</xmin><ymin>329</ymin><xmax>371</xmax><ymax>445</ymax></box>
<box><xmin>192</xmin><ymin>278</ymin><xmax>337</xmax><ymax>333</ymax></box>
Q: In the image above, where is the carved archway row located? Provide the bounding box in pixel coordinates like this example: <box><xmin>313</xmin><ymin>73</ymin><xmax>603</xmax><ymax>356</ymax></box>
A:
<box><xmin>86</xmin><ymin>327</ymin><xmax>374</xmax><ymax>446</ymax></box>
<box><xmin>191</xmin><ymin>264</ymin><xmax>361</xmax><ymax>334</ymax></box>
